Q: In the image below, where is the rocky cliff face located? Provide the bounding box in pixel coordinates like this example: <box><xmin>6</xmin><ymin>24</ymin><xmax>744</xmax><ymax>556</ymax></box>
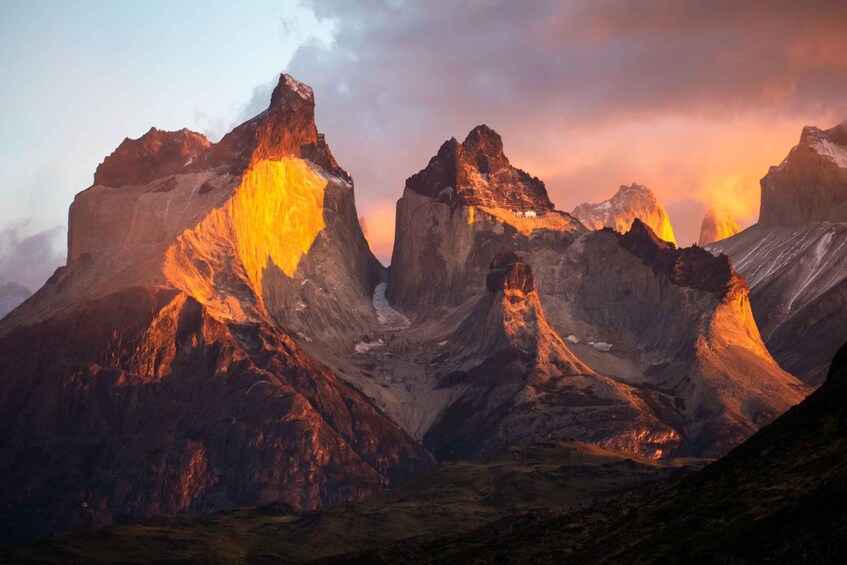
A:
<box><xmin>698</xmin><ymin>207</ymin><xmax>741</xmax><ymax>246</ymax></box>
<box><xmin>0</xmin><ymin>74</ymin><xmax>428</xmax><ymax>544</ymax></box>
<box><xmin>571</xmin><ymin>183</ymin><xmax>677</xmax><ymax>245</ymax></box>
<box><xmin>710</xmin><ymin>222</ymin><xmax>847</xmax><ymax>387</ymax></box>
<box><xmin>709</xmin><ymin>122</ymin><xmax>847</xmax><ymax>387</ymax></box>
<box><xmin>547</xmin><ymin>221</ymin><xmax>806</xmax><ymax>455</ymax></box>
<box><xmin>388</xmin><ymin>128</ymin><xmax>581</xmax><ymax>315</ymax></box>
<box><xmin>385</xmin><ymin>128</ymin><xmax>806</xmax><ymax>460</ymax></box>
<box><xmin>94</xmin><ymin>128</ymin><xmax>212</xmax><ymax>187</ymax></box>
<box><xmin>759</xmin><ymin>122</ymin><xmax>847</xmax><ymax>225</ymax></box>
<box><xmin>0</xmin><ymin>76</ymin><xmax>821</xmax><ymax>548</ymax></box>
<box><xmin>425</xmin><ymin>251</ymin><xmax>679</xmax><ymax>460</ymax></box>
<box><xmin>405</xmin><ymin>125</ymin><xmax>553</xmax><ymax>212</ymax></box>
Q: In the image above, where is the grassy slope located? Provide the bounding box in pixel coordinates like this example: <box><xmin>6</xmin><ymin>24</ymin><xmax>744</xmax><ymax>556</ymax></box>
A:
<box><xmin>332</xmin><ymin>342</ymin><xmax>847</xmax><ymax>564</ymax></box>
<box><xmin>1</xmin><ymin>441</ymin><xmax>696</xmax><ymax>563</ymax></box>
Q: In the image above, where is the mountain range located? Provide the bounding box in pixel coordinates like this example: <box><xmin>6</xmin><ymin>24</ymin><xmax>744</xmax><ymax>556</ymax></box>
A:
<box><xmin>709</xmin><ymin>122</ymin><xmax>847</xmax><ymax>387</ymax></box>
<box><xmin>0</xmin><ymin>74</ymin><xmax>844</xmax><ymax>561</ymax></box>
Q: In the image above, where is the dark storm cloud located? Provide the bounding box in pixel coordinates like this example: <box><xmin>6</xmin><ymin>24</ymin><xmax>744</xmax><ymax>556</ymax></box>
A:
<box><xmin>291</xmin><ymin>0</ymin><xmax>847</xmax><ymax>134</ymax></box>
<box><xmin>0</xmin><ymin>224</ymin><xmax>65</xmax><ymax>291</ymax></box>
<box><xmin>275</xmin><ymin>0</ymin><xmax>847</xmax><ymax>258</ymax></box>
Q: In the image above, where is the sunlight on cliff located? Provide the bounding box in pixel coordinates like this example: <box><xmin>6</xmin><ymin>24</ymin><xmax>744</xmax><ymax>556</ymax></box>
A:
<box><xmin>231</xmin><ymin>158</ymin><xmax>326</xmax><ymax>293</ymax></box>
<box><xmin>707</xmin><ymin>291</ymin><xmax>773</xmax><ymax>361</ymax></box>
<box><xmin>163</xmin><ymin>157</ymin><xmax>326</xmax><ymax>320</ymax></box>
<box><xmin>478</xmin><ymin>206</ymin><xmax>581</xmax><ymax>236</ymax></box>
<box><xmin>644</xmin><ymin>215</ymin><xmax>676</xmax><ymax>246</ymax></box>
<box><xmin>697</xmin><ymin>171</ymin><xmax>764</xmax><ymax>227</ymax></box>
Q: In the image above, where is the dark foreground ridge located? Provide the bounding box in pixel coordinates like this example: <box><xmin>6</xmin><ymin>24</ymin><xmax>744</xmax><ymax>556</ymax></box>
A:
<box><xmin>326</xmin><ymin>341</ymin><xmax>847</xmax><ymax>563</ymax></box>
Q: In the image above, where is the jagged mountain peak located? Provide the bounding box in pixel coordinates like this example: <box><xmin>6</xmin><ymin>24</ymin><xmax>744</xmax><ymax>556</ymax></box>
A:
<box><xmin>799</xmin><ymin>121</ymin><xmax>847</xmax><ymax>148</ymax></box>
<box><xmin>430</xmin><ymin>248</ymin><xmax>679</xmax><ymax>460</ymax></box>
<box><xmin>209</xmin><ymin>73</ymin><xmax>344</xmax><ymax>178</ymax></box>
<box><xmin>615</xmin><ymin>182</ymin><xmax>650</xmax><ymax>196</ymax></box>
<box><xmin>709</xmin><ymin>121</ymin><xmax>847</xmax><ymax>387</ymax></box>
<box><xmin>462</xmin><ymin>124</ymin><xmax>505</xmax><ymax>159</ymax></box>
<box><xmin>0</xmin><ymin>72</ymin><xmax>420</xmax><ymax>542</ymax></box>
<box><xmin>618</xmin><ymin>217</ymin><xmax>673</xmax><ymax>251</ymax></box>
<box><xmin>761</xmin><ymin>121</ymin><xmax>847</xmax><ymax>225</ymax></box>
<box><xmin>406</xmin><ymin>125</ymin><xmax>553</xmax><ymax>212</ymax></box>
<box><xmin>455</xmin><ymin>250</ymin><xmax>579</xmax><ymax>364</ymax></box>
<box><xmin>572</xmin><ymin>183</ymin><xmax>677</xmax><ymax>245</ymax></box>
<box><xmin>94</xmin><ymin>127</ymin><xmax>212</xmax><ymax>187</ymax></box>
<box><xmin>614</xmin><ymin>219</ymin><xmax>745</xmax><ymax>299</ymax></box>
<box><xmin>698</xmin><ymin>206</ymin><xmax>741</xmax><ymax>246</ymax></box>
<box><xmin>270</xmin><ymin>73</ymin><xmax>315</xmax><ymax>106</ymax></box>
<box><xmin>94</xmin><ymin>73</ymin><xmax>346</xmax><ymax>189</ymax></box>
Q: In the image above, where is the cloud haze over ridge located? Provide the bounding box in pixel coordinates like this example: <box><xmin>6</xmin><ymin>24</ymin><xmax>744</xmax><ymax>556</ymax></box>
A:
<box><xmin>0</xmin><ymin>224</ymin><xmax>65</xmax><ymax>291</ymax></box>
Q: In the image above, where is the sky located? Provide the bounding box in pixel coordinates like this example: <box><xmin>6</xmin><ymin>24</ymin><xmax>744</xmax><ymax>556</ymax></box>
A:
<box><xmin>2</xmin><ymin>0</ymin><xmax>846</xmax><ymax>289</ymax></box>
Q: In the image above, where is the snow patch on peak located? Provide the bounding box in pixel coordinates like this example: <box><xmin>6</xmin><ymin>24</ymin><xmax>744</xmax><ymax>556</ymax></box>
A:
<box><xmin>812</xmin><ymin>138</ymin><xmax>847</xmax><ymax>168</ymax></box>
<box><xmin>282</xmin><ymin>74</ymin><xmax>313</xmax><ymax>100</ymax></box>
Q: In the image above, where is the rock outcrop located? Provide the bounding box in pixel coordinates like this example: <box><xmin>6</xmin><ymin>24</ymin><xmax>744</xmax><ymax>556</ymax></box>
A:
<box><xmin>0</xmin><ymin>77</ymin><xmax>822</xmax><ymax>548</ymax></box>
<box><xmin>698</xmin><ymin>207</ymin><xmax>741</xmax><ymax>246</ymax></box>
<box><xmin>405</xmin><ymin>125</ymin><xmax>553</xmax><ymax>212</ymax></box>
<box><xmin>547</xmin><ymin>221</ymin><xmax>806</xmax><ymax>455</ymax></box>
<box><xmin>425</xmin><ymin>251</ymin><xmax>678</xmax><ymax>460</ymax></box>
<box><xmin>572</xmin><ymin>183</ymin><xmax>677</xmax><ymax>245</ymax></box>
<box><xmin>388</xmin><ymin>126</ymin><xmax>583</xmax><ymax>315</ymax></box>
<box><xmin>710</xmin><ymin>222</ymin><xmax>847</xmax><ymax>387</ymax></box>
<box><xmin>94</xmin><ymin>128</ymin><xmax>212</xmax><ymax>187</ymax></box>
<box><xmin>386</xmin><ymin>128</ymin><xmax>807</xmax><ymax>460</ymax></box>
<box><xmin>759</xmin><ymin>122</ymin><xmax>847</xmax><ymax>226</ymax></box>
<box><xmin>710</xmin><ymin>122</ymin><xmax>847</xmax><ymax>387</ymax></box>
<box><xmin>0</xmin><ymin>74</ymin><xmax>428</xmax><ymax>544</ymax></box>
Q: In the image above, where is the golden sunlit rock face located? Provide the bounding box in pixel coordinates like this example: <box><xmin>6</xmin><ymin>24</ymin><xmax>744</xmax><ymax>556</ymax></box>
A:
<box><xmin>698</xmin><ymin>207</ymin><xmax>741</xmax><ymax>246</ymax></box>
<box><xmin>164</xmin><ymin>157</ymin><xmax>326</xmax><ymax>320</ymax></box>
<box><xmin>572</xmin><ymin>183</ymin><xmax>677</xmax><ymax>245</ymax></box>
<box><xmin>231</xmin><ymin>158</ymin><xmax>326</xmax><ymax>289</ymax></box>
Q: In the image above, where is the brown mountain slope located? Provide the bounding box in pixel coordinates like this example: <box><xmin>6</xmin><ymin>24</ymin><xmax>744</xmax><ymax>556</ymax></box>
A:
<box><xmin>425</xmin><ymin>251</ymin><xmax>678</xmax><ymax>460</ymax></box>
<box><xmin>709</xmin><ymin>122</ymin><xmax>847</xmax><ymax>387</ymax></box>
<box><xmin>311</xmin><ymin>341</ymin><xmax>847</xmax><ymax>564</ymax></box>
<box><xmin>0</xmin><ymin>74</ymin><xmax>429</xmax><ymax>545</ymax></box>
<box><xmin>0</xmin><ymin>441</ymin><xmax>700</xmax><ymax>563</ymax></box>
<box><xmin>385</xmin><ymin>126</ymin><xmax>808</xmax><ymax>460</ymax></box>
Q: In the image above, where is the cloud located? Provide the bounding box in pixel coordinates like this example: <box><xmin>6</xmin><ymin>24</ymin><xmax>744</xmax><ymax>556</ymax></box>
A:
<box><xmin>266</xmin><ymin>1</ymin><xmax>847</xmax><ymax>256</ymax></box>
<box><xmin>233</xmin><ymin>81</ymin><xmax>277</xmax><ymax>127</ymax></box>
<box><xmin>0</xmin><ymin>224</ymin><xmax>66</xmax><ymax>291</ymax></box>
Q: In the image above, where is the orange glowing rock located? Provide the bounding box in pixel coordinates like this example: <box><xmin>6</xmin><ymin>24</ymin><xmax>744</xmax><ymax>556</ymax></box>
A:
<box><xmin>163</xmin><ymin>157</ymin><xmax>327</xmax><ymax>319</ymax></box>
<box><xmin>698</xmin><ymin>207</ymin><xmax>741</xmax><ymax>246</ymax></box>
<box><xmin>231</xmin><ymin>158</ymin><xmax>326</xmax><ymax>288</ymax></box>
<box><xmin>572</xmin><ymin>183</ymin><xmax>677</xmax><ymax>246</ymax></box>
